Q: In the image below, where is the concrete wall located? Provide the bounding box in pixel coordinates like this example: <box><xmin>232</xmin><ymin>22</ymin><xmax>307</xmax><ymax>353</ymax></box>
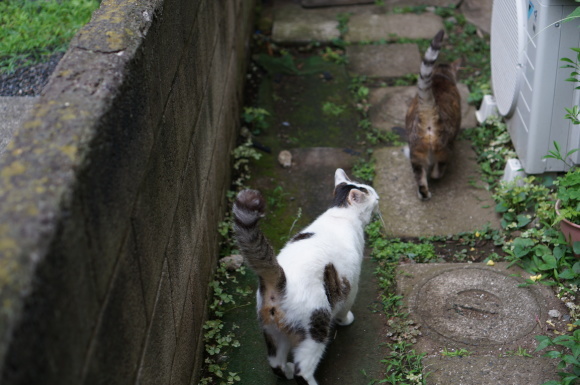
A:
<box><xmin>0</xmin><ymin>0</ymin><xmax>254</xmax><ymax>383</ymax></box>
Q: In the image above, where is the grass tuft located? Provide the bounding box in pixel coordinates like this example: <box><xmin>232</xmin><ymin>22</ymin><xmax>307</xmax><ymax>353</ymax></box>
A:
<box><xmin>0</xmin><ymin>0</ymin><xmax>100</xmax><ymax>73</ymax></box>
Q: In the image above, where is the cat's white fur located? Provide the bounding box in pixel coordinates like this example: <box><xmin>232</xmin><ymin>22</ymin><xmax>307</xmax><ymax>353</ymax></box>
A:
<box><xmin>252</xmin><ymin>169</ymin><xmax>379</xmax><ymax>385</ymax></box>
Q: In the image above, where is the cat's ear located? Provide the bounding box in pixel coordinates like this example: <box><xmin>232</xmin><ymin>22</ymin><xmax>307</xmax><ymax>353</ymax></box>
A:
<box><xmin>334</xmin><ymin>168</ymin><xmax>351</xmax><ymax>186</ymax></box>
<box><xmin>347</xmin><ymin>189</ymin><xmax>366</xmax><ymax>205</ymax></box>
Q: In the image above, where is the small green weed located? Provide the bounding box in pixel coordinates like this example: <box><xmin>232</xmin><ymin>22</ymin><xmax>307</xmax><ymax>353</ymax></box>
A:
<box><xmin>352</xmin><ymin>157</ymin><xmax>376</xmax><ymax>183</ymax></box>
<box><xmin>349</xmin><ymin>76</ymin><xmax>403</xmax><ymax>146</ymax></box>
<box><xmin>336</xmin><ymin>12</ymin><xmax>352</xmax><ymax>36</ymax></box>
<box><xmin>199</xmin><ymin>263</ymin><xmax>251</xmax><ymax>385</ymax></box>
<box><xmin>322</xmin><ymin>47</ymin><xmax>348</xmax><ymax>65</ymax></box>
<box><xmin>392</xmin><ymin>5</ymin><xmax>428</xmax><ymax>14</ymax></box>
<box><xmin>501</xmin><ymin>346</ymin><xmax>533</xmax><ymax>358</ymax></box>
<box><xmin>393</xmin><ymin>73</ymin><xmax>418</xmax><ymax>87</ymax></box>
<box><xmin>366</xmin><ymin>220</ymin><xmax>428</xmax><ymax>384</ymax></box>
<box><xmin>322</xmin><ymin>101</ymin><xmax>347</xmax><ymax>116</ymax></box>
<box><xmin>544</xmin><ymin>141</ymin><xmax>579</xmax><ymax>171</ymax></box>
<box><xmin>266</xmin><ymin>185</ymin><xmax>288</xmax><ymax>212</ymax></box>
<box><xmin>231</xmin><ymin>139</ymin><xmax>262</xmax><ymax>188</ymax></box>
<box><xmin>560</xmin><ymin>48</ymin><xmax>580</xmax><ymax>125</ymax></box>
<box><xmin>441</xmin><ymin>347</ymin><xmax>471</xmax><ymax>357</ymax></box>
<box><xmin>378</xmin><ymin>341</ymin><xmax>426</xmax><ymax>385</ymax></box>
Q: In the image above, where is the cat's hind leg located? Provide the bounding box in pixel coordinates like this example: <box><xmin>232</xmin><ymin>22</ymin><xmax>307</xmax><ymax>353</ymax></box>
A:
<box><xmin>412</xmin><ymin>163</ymin><xmax>431</xmax><ymax>200</ymax></box>
<box><xmin>335</xmin><ymin>286</ymin><xmax>358</xmax><ymax>326</ymax></box>
<box><xmin>431</xmin><ymin>161</ymin><xmax>448</xmax><ymax>179</ymax></box>
<box><xmin>263</xmin><ymin>328</ymin><xmax>294</xmax><ymax>379</ymax></box>
<box><xmin>293</xmin><ymin>339</ymin><xmax>325</xmax><ymax>385</ymax></box>
<box><xmin>293</xmin><ymin>309</ymin><xmax>332</xmax><ymax>385</ymax></box>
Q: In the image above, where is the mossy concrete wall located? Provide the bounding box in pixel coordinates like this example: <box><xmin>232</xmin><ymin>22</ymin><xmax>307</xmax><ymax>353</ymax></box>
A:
<box><xmin>0</xmin><ymin>0</ymin><xmax>254</xmax><ymax>383</ymax></box>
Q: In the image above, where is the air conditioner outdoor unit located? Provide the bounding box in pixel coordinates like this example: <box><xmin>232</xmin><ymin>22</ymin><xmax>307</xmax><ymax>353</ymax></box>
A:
<box><xmin>490</xmin><ymin>0</ymin><xmax>580</xmax><ymax>173</ymax></box>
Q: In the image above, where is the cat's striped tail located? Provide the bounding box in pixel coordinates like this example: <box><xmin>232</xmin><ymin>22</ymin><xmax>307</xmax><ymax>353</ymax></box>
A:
<box><xmin>417</xmin><ymin>29</ymin><xmax>444</xmax><ymax>104</ymax></box>
<box><xmin>233</xmin><ymin>189</ymin><xmax>281</xmax><ymax>279</ymax></box>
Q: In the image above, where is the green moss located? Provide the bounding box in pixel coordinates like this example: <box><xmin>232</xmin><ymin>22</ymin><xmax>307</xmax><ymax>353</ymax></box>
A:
<box><xmin>254</xmin><ymin>59</ymin><xmax>359</xmax><ymax>153</ymax></box>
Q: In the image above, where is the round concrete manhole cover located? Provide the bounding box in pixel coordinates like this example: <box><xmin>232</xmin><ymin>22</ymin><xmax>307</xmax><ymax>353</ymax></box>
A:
<box><xmin>412</xmin><ymin>266</ymin><xmax>543</xmax><ymax>346</ymax></box>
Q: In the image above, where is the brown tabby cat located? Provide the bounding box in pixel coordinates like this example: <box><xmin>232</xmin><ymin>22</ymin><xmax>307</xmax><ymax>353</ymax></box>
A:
<box><xmin>405</xmin><ymin>30</ymin><xmax>461</xmax><ymax>200</ymax></box>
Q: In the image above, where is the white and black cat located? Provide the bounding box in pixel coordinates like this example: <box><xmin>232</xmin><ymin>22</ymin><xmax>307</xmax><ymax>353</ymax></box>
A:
<box><xmin>232</xmin><ymin>168</ymin><xmax>379</xmax><ymax>385</ymax></box>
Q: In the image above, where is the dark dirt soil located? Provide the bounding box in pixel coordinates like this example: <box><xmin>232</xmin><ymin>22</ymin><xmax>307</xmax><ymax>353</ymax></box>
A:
<box><xmin>0</xmin><ymin>52</ymin><xmax>64</xmax><ymax>97</ymax></box>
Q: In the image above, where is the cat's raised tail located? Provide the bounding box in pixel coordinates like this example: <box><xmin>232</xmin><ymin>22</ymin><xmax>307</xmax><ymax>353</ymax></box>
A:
<box><xmin>233</xmin><ymin>189</ymin><xmax>281</xmax><ymax>282</ymax></box>
<box><xmin>417</xmin><ymin>29</ymin><xmax>444</xmax><ymax>104</ymax></box>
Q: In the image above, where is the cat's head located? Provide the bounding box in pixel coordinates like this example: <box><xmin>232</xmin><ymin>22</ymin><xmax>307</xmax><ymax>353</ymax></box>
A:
<box><xmin>332</xmin><ymin>169</ymin><xmax>379</xmax><ymax>220</ymax></box>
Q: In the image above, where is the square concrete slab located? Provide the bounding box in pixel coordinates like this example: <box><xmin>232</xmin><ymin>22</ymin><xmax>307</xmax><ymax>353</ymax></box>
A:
<box><xmin>345</xmin><ymin>13</ymin><xmax>444</xmax><ymax>42</ymax></box>
<box><xmin>369</xmin><ymin>85</ymin><xmax>416</xmax><ymax>131</ymax></box>
<box><xmin>374</xmin><ymin>142</ymin><xmax>500</xmax><ymax>237</ymax></box>
<box><xmin>0</xmin><ymin>96</ymin><xmax>38</xmax><ymax>155</ymax></box>
<box><xmin>369</xmin><ymin>83</ymin><xmax>478</xmax><ymax>131</ymax></box>
<box><xmin>346</xmin><ymin>43</ymin><xmax>421</xmax><ymax>77</ymax></box>
<box><xmin>424</xmin><ymin>356</ymin><xmax>559</xmax><ymax>385</ymax></box>
<box><xmin>302</xmin><ymin>0</ymin><xmax>374</xmax><ymax>7</ymax></box>
<box><xmin>272</xmin><ymin>3</ymin><xmax>341</xmax><ymax>43</ymax></box>
<box><xmin>462</xmin><ymin>0</ymin><xmax>493</xmax><ymax>34</ymax></box>
<box><xmin>382</xmin><ymin>0</ymin><xmax>462</xmax><ymax>7</ymax></box>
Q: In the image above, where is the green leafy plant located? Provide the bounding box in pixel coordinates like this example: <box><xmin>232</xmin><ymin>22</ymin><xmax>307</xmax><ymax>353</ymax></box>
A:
<box><xmin>493</xmin><ymin>176</ymin><xmax>551</xmax><ymax>230</ymax></box>
<box><xmin>463</xmin><ymin>117</ymin><xmax>517</xmax><ymax>188</ymax></box>
<box><xmin>555</xmin><ymin>168</ymin><xmax>580</xmax><ymax>224</ymax></box>
<box><xmin>199</xmin><ymin>263</ymin><xmax>251</xmax><ymax>385</ymax></box>
<box><xmin>560</xmin><ymin>47</ymin><xmax>580</xmax><ymax>125</ymax></box>
<box><xmin>535</xmin><ymin>324</ymin><xmax>580</xmax><ymax>385</ymax></box>
<box><xmin>242</xmin><ymin>107</ymin><xmax>270</xmax><ymax>135</ymax></box>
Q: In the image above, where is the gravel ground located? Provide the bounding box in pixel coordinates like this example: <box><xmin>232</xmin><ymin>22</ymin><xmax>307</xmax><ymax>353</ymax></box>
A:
<box><xmin>0</xmin><ymin>53</ymin><xmax>64</xmax><ymax>97</ymax></box>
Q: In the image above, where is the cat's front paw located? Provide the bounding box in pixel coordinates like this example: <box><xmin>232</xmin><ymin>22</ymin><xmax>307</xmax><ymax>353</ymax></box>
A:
<box><xmin>336</xmin><ymin>311</ymin><xmax>354</xmax><ymax>326</ymax></box>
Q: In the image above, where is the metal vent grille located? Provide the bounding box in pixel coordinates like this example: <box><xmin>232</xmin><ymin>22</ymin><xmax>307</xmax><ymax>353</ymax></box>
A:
<box><xmin>491</xmin><ymin>0</ymin><xmax>526</xmax><ymax>117</ymax></box>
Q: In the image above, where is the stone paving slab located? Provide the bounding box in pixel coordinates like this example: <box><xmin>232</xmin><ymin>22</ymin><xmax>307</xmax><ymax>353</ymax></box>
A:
<box><xmin>461</xmin><ymin>0</ymin><xmax>493</xmax><ymax>34</ymax></box>
<box><xmin>369</xmin><ymin>83</ymin><xmax>478</xmax><ymax>131</ymax></box>
<box><xmin>0</xmin><ymin>96</ymin><xmax>38</xmax><ymax>155</ymax></box>
<box><xmin>374</xmin><ymin>142</ymin><xmax>499</xmax><ymax>237</ymax></box>
<box><xmin>396</xmin><ymin>263</ymin><xmax>563</xmax><ymax>383</ymax></box>
<box><xmin>345</xmin><ymin>13</ymin><xmax>444</xmax><ymax>42</ymax></box>
<box><xmin>301</xmin><ymin>0</ymin><xmax>374</xmax><ymax>7</ymax></box>
<box><xmin>346</xmin><ymin>43</ymin><xmax>421</xmax><ymax>77</ymax></box>
<box><xmin>424</xmin><ymin>356</ymin><xmax>559</xmax><ymax>385</ymax></box>
<box><xmin>272</xmin><ymin>7</ymin><xmax>340</xmax><ymax>43</ymax></box>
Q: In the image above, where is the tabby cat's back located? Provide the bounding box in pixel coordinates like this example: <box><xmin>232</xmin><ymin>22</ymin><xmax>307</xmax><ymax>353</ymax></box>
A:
<box><xmin>405</xmin><ymin>30</ymin><xmax>461</xmax><ymax>200</ymax></box>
